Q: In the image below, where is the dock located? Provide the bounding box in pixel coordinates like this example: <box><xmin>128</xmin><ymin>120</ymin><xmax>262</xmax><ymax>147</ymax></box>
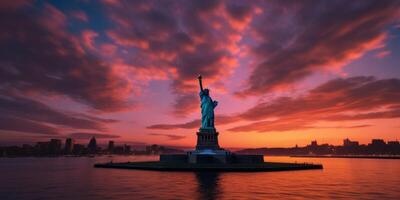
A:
<box><xmin>94</xmin><ymin>161</ymin><xmax>323</xmax><ymax>172</ymax></box>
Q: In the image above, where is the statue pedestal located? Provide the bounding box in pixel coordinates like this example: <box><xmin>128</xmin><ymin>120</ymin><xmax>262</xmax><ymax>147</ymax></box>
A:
<box><xmin>188</xmin><ymin>127</ymin><xmax>229</xmax><ymax>163</ymax></box>
<box><xmin>162</xmin><ymin>127</ymin><xmax>264</xmax><ymax>164</ymax></box>
<box><xmin>195</xmin><ymin>128</ymin><xmax>220</xmax><ymax>150</ymax></box>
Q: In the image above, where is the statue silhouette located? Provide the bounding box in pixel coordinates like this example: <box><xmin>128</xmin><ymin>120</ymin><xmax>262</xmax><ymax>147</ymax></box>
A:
<box><xmin>198</xmin><ymin>75</ymin><xmax>218</xmax><ymax>128</ymax></box>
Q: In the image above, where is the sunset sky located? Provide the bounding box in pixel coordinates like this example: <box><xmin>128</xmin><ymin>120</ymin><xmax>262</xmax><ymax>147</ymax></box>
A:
<box><xmin>1</xmin><ymin>0</ymin><xmax>400</xmax><ymax>148</ymax></box>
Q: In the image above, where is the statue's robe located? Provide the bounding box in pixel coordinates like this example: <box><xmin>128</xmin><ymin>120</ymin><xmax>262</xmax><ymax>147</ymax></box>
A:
<box><xmin>199</xmin><ymin>91</ymin><xmax>217</xmax><ymax>128</ymax></box>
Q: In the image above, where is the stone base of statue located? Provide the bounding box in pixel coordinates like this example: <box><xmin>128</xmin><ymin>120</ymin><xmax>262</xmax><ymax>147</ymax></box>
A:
<box><xmin>196</xmin><ymin>128</ymin><xmax>220</xmax><ymax>150</ymax></box>
<box><xmin>188</xmin><ymin>127</ymin><xmax>229</xmax><ymax>163</ymax></box>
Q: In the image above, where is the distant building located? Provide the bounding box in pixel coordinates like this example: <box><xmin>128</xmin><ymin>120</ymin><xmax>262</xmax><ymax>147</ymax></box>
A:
<box><xmin>88</xmin><ymin>137</ymin><xmax>97</xmax><ymax>153</ymax></box>
<box><xmin>64</xmin><ymin>138</ymin><xmax>74</xmax><ymax>154</ymax></box>
<box><xmin>343</xmin><ymin>138</ymin><xmax>359</xmax><ymax>147</ymax></box>
<box><xmin>124</xmin><ymin>144</ymin><xmax>131</xmax><ymax>154</ymax></box>
<box><xmin>108</xmin><ymin>141</ymin><xmax>114</xmax><ymax>153</ymax></box>
<box><xmin>371</xmin><ymin>139</ymin><xmax>386</xmax><ymax>146</ymax></box>
<box><xmin>33</xmin><ymin>139</ymin><xmax>61</xmax><ymax>155</ymax></box>
<box><xmin>36</xmin><ymin>141</ymin><xmax>50</xmax><ymax>155</ymax></box>
<box><xmin>113</xmin><ymin>146</ymin><xmax>124</xmax><ymax>154</ymax></box>
<box><xmin>368</xmin><ymin>139</ymin><xmax>386</xmax><ymax>154</ymax></box>
<box><xmin>146</xmin><ymin>144</ymin><xmax>167</xmax><ymax>155</ymax></box>
<box><xmin>388</xmin><ymin>141</ymin><xmax>400</xmax><ymax>145</ymax></box>
<box><xmin>73</xmin><ymin>144</ymin><xmax>85</xmax><ymax>155</ymax></box>
<box><xmin>310</xmin><ymin>140</ymin><xmax>318</xmax><ymax>147</ymax></box>
<box><xmin>49</xmin><ymin>139</ymin><xmax>62</xmax><ymax>155</ymax></box>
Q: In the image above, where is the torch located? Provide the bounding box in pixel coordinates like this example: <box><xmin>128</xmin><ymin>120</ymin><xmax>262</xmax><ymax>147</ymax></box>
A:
<box><xmin>198</xmin><ymin>75</ymin><xmax>204</xmax><ymax>92</ymax></box>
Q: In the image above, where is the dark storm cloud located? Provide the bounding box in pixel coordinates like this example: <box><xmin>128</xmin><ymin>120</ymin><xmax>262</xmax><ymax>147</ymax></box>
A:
<box><xmin>0</xmin><ymin>2</ymin><xmax>133</xmax><ymax>112</ymax></box>
<box><xmin>149</xmin><ymin>76</ymin><xmax>400</xmax><ymax>132</ymax></box>
<box><xmin>237</xmin><ymin>0</ymin><xmax>400</xmax><ymax>96</ymax></box>
<box><xmin>68</xmin><ymin>132</ymin><xmax>120</xmax><ymax>139</ymax></box>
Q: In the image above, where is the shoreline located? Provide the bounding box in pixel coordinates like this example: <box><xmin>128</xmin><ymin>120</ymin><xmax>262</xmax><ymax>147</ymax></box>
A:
<box><xmin>290</xmin><ymin>155</ymin><xmax>400</xmax><ymax>159</ymax></box>
<box><xmin>94</xmin><ymin>161</ymin><xmax>323</xmax><ymax>172</ymax></box>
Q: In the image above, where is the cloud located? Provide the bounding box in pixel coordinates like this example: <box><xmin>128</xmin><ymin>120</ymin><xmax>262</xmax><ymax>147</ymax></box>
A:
<box><xmin>228</xmin><ymin>119</ymin><xmax>372</xmax><ymax>133</ymax></box>
<box><xmin>311</xmin><ymin>125</ymin><xmax>372</xmax><ymax>129</ymax></box>
<box><xmin>237</xmin><ymin>0</ymin><xmax>400</xmax><ymax>96</ymax></box>
<box><xmin>103</xmin><ymin>0</ymin><xmax>257</xmax><ymax>116</ymax></box>
<box><xmin>238</xmin><ymin>76</ymin><xmax>400</xmax><ymax>120</ymax></box>
<box><xmin>0</xmin><ymin>2</ymin><xmax>134</xmax><ymax>112</ymax></box>
<box><xmin>147</xmin><ymin>119</ymin><xmax>201</xmax><ymax>130</ymax></box>
<box><xmin>101</xmin><ymin>0</ymin><xmax>400</xmax><ymax>116</ymax></box>
<box><xmin>173</xmin><ymin>94</ymin><xmax>199</xmax><ymax>117</ymax></box>
<box><xmin>0</xmin><ymin>94</ymin><xmax>116</xmax><ymax>132</ymax></box>
<box><xmin>81</xmin><ymin>29</ymin><xmax>98</xmax><ymax>50</ymax></box>
<box><xmin>147</xmin><ymin>115</ymin><xmax>239</xmax><ymax>130</ymax></box>
<box><xmin>0</xmin><ymin>0</ymin><xmax>30</xmax><ymax>10</ymax></box>
<box><xmin>228</xmin><ymin>118</ymin><xmax>311</xmax><ymax>132</ymax></box>
<box><xmin>1</xmin><ymin>0</ymin><xmax>399</xmax><ymax>141</ymax></box>
<box><xmin>68</xmin><ymin>132</ymin><xmax>120</xmax><ymax>139</ymax></box>
<box><xmin>0</xmin><ymin>91</ymin><xmax>118</xmax><ymax>137</ymax></box>
<box><xmin>323</xmin><ymin>110</ymin><xmax>400</xmax><ymax>121</ymax></box>
<box><xmin>0</xmin><ymin>116</ymin><xmax>59</xmax><ymax>135</ymax></box>
<box><xmin>70</xmin><ymin>10</ymin><xmax>89</xmax><ymax>22</ymax></box>
<box><xmin>375</xmin><ymin>50</ymin><xmax>391</xmax><ymax>58</ymax></box>
<box><xmin>231</xmin><ymin>76</ymin><xmax>400</xmax><ymax>132</ymax></box>
<box><xmin>149</xmin><ymin>133</ymin><xmax>185</xmax><ymax>140</ymax></box>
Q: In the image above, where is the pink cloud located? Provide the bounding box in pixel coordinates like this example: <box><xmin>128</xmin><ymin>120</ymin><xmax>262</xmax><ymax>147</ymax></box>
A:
<box><xmin>236</xmin><ymin>1</ymin><xmax>400</xmax><ymax>97</ymax></box>
<box><xmin>81</xmin><ymin>29</ymin><xmax>99</xmax><ymax>50</ymax></box>
<box><xmin>375</xmin><ymin>50</ymin><xmax>391</xmax><ymax>58</ymax></box>
<box><xmin>70</xmin><ymin>10</ymin><xmax>89</xmax><ymax>22</ymax></box>
<box><xmin>100</xmin><ymin>43</ymin><xmax>117</xmax><ymax>56</ymax></box>
<box><xmin>103</xmin><ymin>0</ymin><xmax>256</xmax><ymax>116</ymax></box>
<box><xmin>0</xmin><ymin>2</ymin><xmax>135</xmax><ymax>112</ymax></box>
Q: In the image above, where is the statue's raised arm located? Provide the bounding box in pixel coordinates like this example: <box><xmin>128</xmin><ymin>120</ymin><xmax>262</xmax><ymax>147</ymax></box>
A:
<box><xmin>198</xmin><ymin>75</ymin><xmax>204</xmax><ymax>92</ymax></box>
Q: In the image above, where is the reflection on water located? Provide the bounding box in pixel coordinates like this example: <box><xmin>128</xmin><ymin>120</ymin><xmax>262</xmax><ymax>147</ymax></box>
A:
<box><xmin>196</xmin><ymin>172</ymin><xmax>220</xmax><ymax>200</ymax></box>
<box><xmin>1</xmin><ymin>156</ymin><xmax>400</xmax><ymax>199</ymax></box>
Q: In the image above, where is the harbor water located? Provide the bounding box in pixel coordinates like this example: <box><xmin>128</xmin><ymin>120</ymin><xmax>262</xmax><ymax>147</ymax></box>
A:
<box><xmin>1</xmin><ymin>156</ymin><xmax>399</xmax><ymax>199</ymax></box>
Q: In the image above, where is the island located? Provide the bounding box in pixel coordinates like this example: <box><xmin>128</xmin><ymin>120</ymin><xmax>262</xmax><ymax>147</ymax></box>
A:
<box><xmin>94</xmin><ymin>75</ymin><xmax>323</xmax><ymax>172</ymax></box>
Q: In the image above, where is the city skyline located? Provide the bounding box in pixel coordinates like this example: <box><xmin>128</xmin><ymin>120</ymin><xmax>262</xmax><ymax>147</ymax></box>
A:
<box><xmin>2</xmin><ymin>136</ymin><xmax>400</xmax><ymax>158</ymax></box>
<box><xmin>1</xmin><ymin>136</ymin><xmax>399</xmax><ymax>152</ymax></box>
<box><xmin>1</xmin><ymin>1</ymin><xmax>400</xmax><ymax>148</ymax></box>
<box><xmin>1</xmin><ymin>132</ymin><xmax>399</xmax><ymax>149</ymax></box>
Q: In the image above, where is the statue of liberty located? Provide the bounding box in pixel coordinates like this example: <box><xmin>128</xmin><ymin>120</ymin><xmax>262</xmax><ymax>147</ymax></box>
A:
<box><xmin>198</xmin><ymin>75</ymin><xmax>218</xmax><ymax>128</ymax></box>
